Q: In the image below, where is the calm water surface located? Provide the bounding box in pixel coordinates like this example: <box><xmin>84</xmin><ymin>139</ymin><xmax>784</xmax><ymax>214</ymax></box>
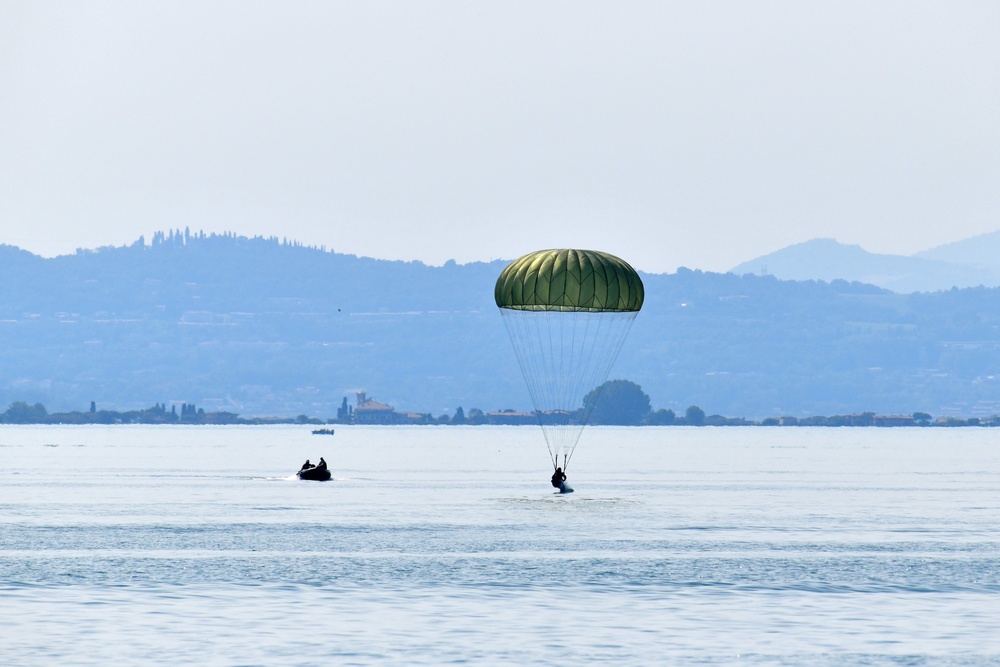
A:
<box><xmin>1</xmin><ymin>425</ymin><xmax>998</xmax><ymax>665</ymax></box>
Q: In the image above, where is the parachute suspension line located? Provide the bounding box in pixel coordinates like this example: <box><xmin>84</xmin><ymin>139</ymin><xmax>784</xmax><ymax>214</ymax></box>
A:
<box><xmin>547</xmin><ymin>315</ymin><xmax>566</xmax><ymax>468</ymax></box>
<box><xmin>505</xmin><ymin>311</ymin><xmax>558</xmax><ymax>468</ymax></box>
<box><xmin>500</xmin><ymin>308</ymin><xmax>639</xmax><ymax>472</ymax></box>
<box><xmin>562</xmin><ymin>311</ymin><xmax>637</xmax><ymax>470</ymax></box>
<box><xmin>501</xmin><ymin>311</ymin><xmax>559</xmax><ymax>468</ymax></box>
<box><xmin>560</xmin><ymin>310</ymin><xmax>597</xmax><ymax>469</ymax></box>
<box><xmin>537</xmin><ymin>313</ymin><xmax>554</xmax><ymax>467</ymax></box>
<box><xmin>553</xmin><ymin>311</ymin><xmax>584</xmax><ymax>469</ymax></box>
<box><xmin>578</xmin><ymin>311</ymin><xmax>637</xmax><ymax>423</ymax></box>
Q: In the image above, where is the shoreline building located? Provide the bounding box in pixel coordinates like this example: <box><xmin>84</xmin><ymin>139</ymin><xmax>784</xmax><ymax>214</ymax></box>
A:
<box><xmin>352</xmin><ymin>391</ymin><xmax>427</xmax><ymax>425</ymax></box>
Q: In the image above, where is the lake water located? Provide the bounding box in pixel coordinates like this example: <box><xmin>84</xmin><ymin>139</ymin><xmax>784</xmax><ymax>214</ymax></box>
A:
<box><xmin>1</xmin><ymin>425</ymin><xmax>998</xmax><ymax>665</ymax></box>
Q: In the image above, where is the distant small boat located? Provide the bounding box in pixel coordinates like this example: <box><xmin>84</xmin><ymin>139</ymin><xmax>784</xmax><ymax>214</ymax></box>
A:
<box><xmin>311</xmin><ymin>428</ymin><xmax>335</xmax><ymax>435</ymax></box>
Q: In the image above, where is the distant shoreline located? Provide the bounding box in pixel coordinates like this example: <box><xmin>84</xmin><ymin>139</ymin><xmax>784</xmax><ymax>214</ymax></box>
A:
<box><xmin>1</xmin><ymin>419</ymin><xmax>993</xmax><ymax>429</ymax></box>
<box><xmin>0</xmin><ymin>422</ymin><xmax>993</xmax><ymax>428</ymax></box>
<box><xmin>2</xmin><ymin>401</ymin><xmax>990</xmax><ymax>428</ymax></box>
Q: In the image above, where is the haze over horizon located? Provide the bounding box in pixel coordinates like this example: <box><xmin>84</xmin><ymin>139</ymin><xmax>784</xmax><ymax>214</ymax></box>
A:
<box><xmin>3</xmin><ymin>1</ymin><xmax>998</xmax><ymax>274</ymax></box>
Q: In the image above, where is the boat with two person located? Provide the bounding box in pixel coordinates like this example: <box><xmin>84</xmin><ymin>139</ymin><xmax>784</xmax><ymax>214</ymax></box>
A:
<box><xmin>297</xmin><ymin>457</ymin><xmax>331</xmax><ymax>481</ymax></box>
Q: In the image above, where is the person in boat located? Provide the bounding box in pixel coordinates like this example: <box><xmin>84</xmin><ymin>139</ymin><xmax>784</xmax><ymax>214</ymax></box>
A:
<box><xmin>316</xmin><ymin>457</ymin><xmax>327</xmax><ymax>471</ymax></box>
<box><xmin>300</xmin><ymin>459</ymin><xmax>315</xmax><ymax>471</ymax></box>
<box><xmin>551</xmin><ymin>467</ymin><xmax>567</xmax><ymax>489</ymax></box>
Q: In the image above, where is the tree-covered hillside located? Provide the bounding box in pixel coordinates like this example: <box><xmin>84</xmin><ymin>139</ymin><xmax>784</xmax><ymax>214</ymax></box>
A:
<box><xmin>3</xmin><ymin>231</ymin><xmax>1000</xmax><ymax>419</ymax></box>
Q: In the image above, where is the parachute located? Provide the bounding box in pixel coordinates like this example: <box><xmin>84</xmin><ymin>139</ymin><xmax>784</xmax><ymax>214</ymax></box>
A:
<box><xmin>495</xmin><ymin>249</ymin><xmax>644</xmax><ymax>472</ymax></box>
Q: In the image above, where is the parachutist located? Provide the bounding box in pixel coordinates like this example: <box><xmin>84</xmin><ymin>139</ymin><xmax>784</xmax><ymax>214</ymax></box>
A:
<box><xmin>496</xmin><ymin>249</ymin><xmax>642</xmax><ymax>494</ymax></box>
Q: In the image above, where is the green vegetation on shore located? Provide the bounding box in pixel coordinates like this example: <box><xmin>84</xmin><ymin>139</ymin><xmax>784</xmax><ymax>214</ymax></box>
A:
<box><xmin>2</xmin><ymin>395</ymin><xmax>994</xmax><ymax>428</ymax></box>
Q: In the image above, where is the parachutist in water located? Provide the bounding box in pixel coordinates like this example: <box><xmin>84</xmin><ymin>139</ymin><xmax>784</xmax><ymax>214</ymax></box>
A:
<box><xmin>496</xmin><ymin>249</ymin><xmax>642</xmax><ymax>494</ymax></box>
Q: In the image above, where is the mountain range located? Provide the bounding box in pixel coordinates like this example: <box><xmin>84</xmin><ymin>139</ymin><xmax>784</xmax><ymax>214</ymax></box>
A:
<box><xmin>730</xmin><ymin>232</ymin><xmax>1000</xmax><ymax>293</ymax></box>
<box><xmin>5</xmin><ymin>230</ymin><xmax>1000</xmax><ymax>420</ymax></box>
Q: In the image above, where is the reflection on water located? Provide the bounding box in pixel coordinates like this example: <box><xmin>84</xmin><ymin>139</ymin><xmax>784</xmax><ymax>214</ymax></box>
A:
<box><xmin>1</xmin><ymin>425</ymin><xmax>999</xmax><ymax>665</ymax></box>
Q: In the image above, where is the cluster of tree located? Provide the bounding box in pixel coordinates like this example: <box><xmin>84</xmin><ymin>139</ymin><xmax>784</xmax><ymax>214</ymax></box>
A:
<box><xmin>755</xmin><ymin>412</ymin><xmax>995</xmax><ymax>427</ymax></box>
<box><xmin>580</xmin><ymin>381</ymin><xmax>732</xmax><ymax>426</ymax></box>
<box><xmin>578</xmin><ymin>382</ymin><xmax>1000</xmax><ymax>427</ymax></box>
<box><xmin>455</xmin><ymin>382</ymin><xmax>998</xmax><ymax>428</ymax></box>
<box><xmin>440</xmin><ymin>407</ymin><xmax>488</xmax><ymax>425</ymax></box>
<box><xmin>0</xmin><ymin>398</ymin><xmax>490</xmax><ymax>426</ymax></box>
<box><xmin>0</xmin><ymin>401</ymin><xmax>316</xmax><ymax>425</ymax></box>
<box><xmin>7</xmin><ymin>385</ymin><xmax>997</xmax><ymax>427</ymax></box>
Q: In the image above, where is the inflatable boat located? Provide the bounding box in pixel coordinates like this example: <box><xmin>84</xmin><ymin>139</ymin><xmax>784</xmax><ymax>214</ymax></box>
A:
<box><xmin>297</xmin><ymin>466</ymin><xmax>331</xmax><ymax>481</ymax></box>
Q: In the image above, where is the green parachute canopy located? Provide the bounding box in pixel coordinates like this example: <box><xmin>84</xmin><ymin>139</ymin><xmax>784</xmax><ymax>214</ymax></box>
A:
<box><xmin>494</xmin><ymin>249</ymin><xmax>644</xmax><ymax>313</ymax></box>
<box><xmin>495</xmin><ymin>249</ymin><xmax>644</xmax><ymax>472</ymax></box>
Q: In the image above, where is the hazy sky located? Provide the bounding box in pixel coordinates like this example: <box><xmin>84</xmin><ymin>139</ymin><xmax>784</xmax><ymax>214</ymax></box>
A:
<box><xmin>2</xmin><ymin>1</ymin><xmax>998</xmax><ymax>273</ymax></box>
